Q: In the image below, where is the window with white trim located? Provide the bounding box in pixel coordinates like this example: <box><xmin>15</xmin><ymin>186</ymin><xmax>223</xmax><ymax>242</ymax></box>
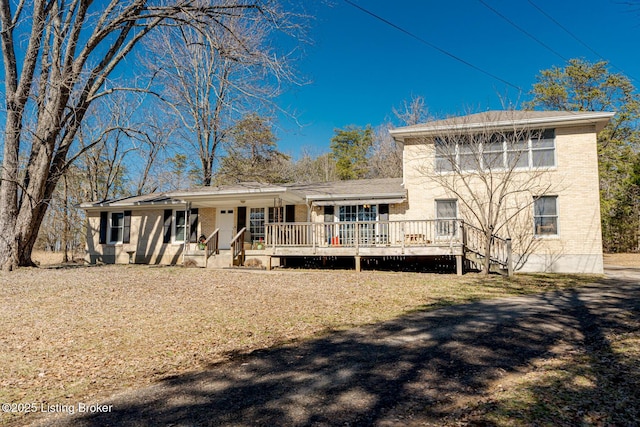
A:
<box><xmin>250</xmin><ymin>207</ymin><xmax>265</xmax><ymax>241</ymax></box>
<box><xmin>531</xmin><ymin>129</ymin><xmax>555</xmax><ymax>167</ymax></box>
<box><xmin>174</xmin><ymin>210</ymin><xmax>187</xmax><ymax>243</ymax></box>
<box><xmin>534</xmin><ymin>196</ymin><xmax>558</xmax><ymax>236</ymax></box>
<box><xmin>435</xmin><ymin>200</ymin><xmax>457</xmax><ymax>236</ymax></box>
<box><xmin>109</xmin><ymin>212</ymin><xmax>124</xmax><ymax>244</ymax></box>
<box><xmin>435</xmin><ymin>129</ymin><xmax>556</xmax><ymax>172</ymax></box>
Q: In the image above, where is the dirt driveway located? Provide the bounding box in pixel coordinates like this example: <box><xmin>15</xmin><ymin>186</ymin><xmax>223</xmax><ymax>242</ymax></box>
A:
<box><xmin>31</xmin><ymin>267</ymin><xmax>640</xmax><ymax>426</ymax></box>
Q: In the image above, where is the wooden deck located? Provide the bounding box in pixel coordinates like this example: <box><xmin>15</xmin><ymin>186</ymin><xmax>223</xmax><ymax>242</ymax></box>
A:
<box><xmin>262</xmin><ymin>220</ymin><xmax>467</xmax><ymax>273</ymax></box>
<box><xmin>199</xmin><ymin>220</ymin><xmax>512</xmax><ymax>275</ymax></box>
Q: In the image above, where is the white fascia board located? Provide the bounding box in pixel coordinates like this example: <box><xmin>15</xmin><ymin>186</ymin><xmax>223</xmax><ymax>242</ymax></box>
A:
<box><xmin>170</xmin><ymin>186</ymin><xmax>289</xmax><ymax>198</ymax></box>
<box><xmin>171</xmin><ymin>189</ymin><xmax>305</xmax><ymax>205</ymax></box>
<box><xmin>80</xmin><ymin>199</ymin><xmax>186</xmax><ymax>211</ymax></box>
<box><xmin>305</xmin><ymin>192</ymin><xmax>407</xmax><ymax>206</ymax></box>
<box><xmin>389</xmin><ymin>111</ymin><xmax>616</xmax><ymax>139</ymax></box>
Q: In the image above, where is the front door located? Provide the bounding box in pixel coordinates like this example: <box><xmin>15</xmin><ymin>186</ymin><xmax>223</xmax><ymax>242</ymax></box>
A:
<box><xmin>217</xmin><ymin>209</ymin><xmax>235</xmax><ymax>249</ymax></box>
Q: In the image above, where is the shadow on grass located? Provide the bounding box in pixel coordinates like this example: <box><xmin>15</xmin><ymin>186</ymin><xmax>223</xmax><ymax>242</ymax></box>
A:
<box><xmin>43</xmin><ymin>271</ymin><xmax>640</xmax><ymax>427</ymax></box>
<box><xmin>459</xmin><ymin>274</ymin><xmax>640</xmax><ymax>426</ymax></box>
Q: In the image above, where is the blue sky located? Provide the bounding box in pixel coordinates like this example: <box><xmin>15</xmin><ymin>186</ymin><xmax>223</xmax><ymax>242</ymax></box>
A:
<box><xmin>275</xmin><ymin>0</ymin><xmax>640</xmax><ymax>157</ymax></box>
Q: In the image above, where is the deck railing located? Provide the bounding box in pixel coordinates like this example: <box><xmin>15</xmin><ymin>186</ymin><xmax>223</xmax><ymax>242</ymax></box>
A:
<box><xmin>460</xmin><ymin>222</ymin><xmax>512</xmax><ymax>274</ymax></box>
<box><xmin>204</xmin><ymin>228</ymin><xmax>220</xmax><ymax>267</ymax></box>
<box><xmin>265</xmin><ymin>219</ymin><xmax>511</xmax><ymax>275</ymax></box>
<box><xmin>231</xmin><ymin>227</ymin><xmax>246</xmax><ymax>266</ymax></box>
<box><xmin>265</xmin><ymin>220</ymin><xmax>462</xmax><ymax>249</ymax></box>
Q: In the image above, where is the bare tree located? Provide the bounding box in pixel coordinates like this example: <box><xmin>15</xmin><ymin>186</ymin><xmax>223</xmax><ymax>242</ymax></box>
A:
<box><xmin>392</xmin><ymin>95</ymin><xmax>430</xmax><ymax>127</ymax></box>
<box><xmin>146</xmin><ymin>0</ymin><xmax>305</xmax><ymax>186</ymax></box>
<box><xmin>370</xmin><ymin>95</ymin><xmax>431</xmax><ymax>178</ymax></box>
<box><xmin>288</xmin><ymin>148</ymin><xmax>338</xmax><ymax>183</ymax></box>
<box><xmin>368</xmin><ymin>125</ymin><xmax>403</xmax><ymax>178</ymax></box>
<box><xmin>129</xmin><ymin>111</ymin><xmax>177</xmax><ymax>196</ymax></box>
<box><xmin>411</xmin><ymin>111</ymin><xmax>558</xmax><ymax>273</ymax></box>
<box><xmin>35</xmin><ymin>164</ymin><xmax>86</xmax><ymax>262</ymax></box>
<box><xmin>72</xmin><ymin>95</ymin><xmax>144</xmax><ymax>202</ymax></box>
<box><xmin>0</xmin><ymin>1</ymin><xmax>303</xmax><ymax>270</ymax></box>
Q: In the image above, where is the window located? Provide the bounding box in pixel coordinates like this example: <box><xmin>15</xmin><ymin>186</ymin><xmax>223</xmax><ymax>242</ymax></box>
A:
<box><xmin>506</xmin><ymin>139</ymin><xmax>529</xmax><ymax>169</ymax></box>
<box><xmin>436</xmin><ymin>200</ymin><xmax>457</xmax><ymax>236</ymax></box>
<box><xmin>358</xmin><ymin>204</ymin><xmax>377</xmax><ymax>221</ymax></box>
<box><xmin>339</xmin><ymin>205</ymin><xmax>358</xmax><ymax>222</ymax></box>
<box><xmin>250</xmin><ymin>207</ymin><xmax>265</xmax><ymax>241</ymax></box>
<box><xmin>531</xmin><ymin>129</ymin><xmax>555</xmax><ymax>168</ymax></box>
<box><xmin>435</xmin><ymin>129</ymin><xmax>556</xmax><ymax>172</ymax></box>
<box><xmin>481</xmin><ymin>136</ymin><xmax>505</xmax><ymax>170</ymax></box>
<box><xmin>458</xmin><ymin>143</ymin><xmax>478</xmax><ymax>171</ymax></box>
<box><xmin>534</xmin><ymin>196</ymin><xmax>558</xmax><ymax>236</ymax></box>
<box><xmin>109</xmin><ymin>212</ymin><xmax>124</xmax><ymax>243</ymax></box>
<box><xmin>174</xmin><ymin>210</ymin><xmax>187</xmax><ymax>242</ymax></box>
<box><xmin>100</xmin><ymin>211</ymin><xmax>131</xmax><ymax>244</ymax></box>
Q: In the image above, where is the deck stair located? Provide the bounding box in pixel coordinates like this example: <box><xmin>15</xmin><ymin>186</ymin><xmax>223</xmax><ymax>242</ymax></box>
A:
<box><xmin>462</xmin><ymin>222</ymin><xmax>512</xmax><ymax>276</ymax></box>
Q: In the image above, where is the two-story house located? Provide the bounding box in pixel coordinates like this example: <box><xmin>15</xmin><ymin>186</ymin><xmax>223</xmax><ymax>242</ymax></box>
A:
<box><xmin>81</xmin><ymin>110</ymin><xmax>614</xmax><ymax>274</ymax></box>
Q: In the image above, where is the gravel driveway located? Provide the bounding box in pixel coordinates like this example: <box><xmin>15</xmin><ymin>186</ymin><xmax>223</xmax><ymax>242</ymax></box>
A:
<box><xmin>30</xmin><ymin>267</ymin><xmax>640</xmax><ymax>427</ymax></box>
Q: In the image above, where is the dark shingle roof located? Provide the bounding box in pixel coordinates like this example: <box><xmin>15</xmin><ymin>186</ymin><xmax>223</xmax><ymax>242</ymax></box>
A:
<box><xmin>80</xmin><ymin>178</ymin><xmax>406</xmax><ymax>209</ymax></box>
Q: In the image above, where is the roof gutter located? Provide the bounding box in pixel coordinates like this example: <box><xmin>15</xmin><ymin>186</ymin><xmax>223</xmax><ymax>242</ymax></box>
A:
<box><xmin>80</xmin><ymin>199</ymin><xmax>185</xmax><ymax>210</ymax></box>
<box><xmin>389</xmin><ymin>111</ymin><xmax>616</xmax><ymax>139</ymax></box>
<box><xmin>305</xmin><ymin>190</ymin><xmax>406</xmax><ymax>202</ymax></box>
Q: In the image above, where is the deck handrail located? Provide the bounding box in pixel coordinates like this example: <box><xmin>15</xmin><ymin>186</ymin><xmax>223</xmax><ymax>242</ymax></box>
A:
<box><xmin>204</xmin><ymin>228</ymin><xmax>220</xmax><ymax>266</ymax></box>
<box><xmin>230</xmin><ymin>227</ymin><xmax>246</xmax><ymax>266</ymax></box>
<box><xmin>265</xmin><ymin>219</ymin><xmax>463</xmax><ymax>249</ymax></box>
<box><xmin>461</xmin><ymin>222</ymin><xmax>511</xmax><ymax>274</ymax></box>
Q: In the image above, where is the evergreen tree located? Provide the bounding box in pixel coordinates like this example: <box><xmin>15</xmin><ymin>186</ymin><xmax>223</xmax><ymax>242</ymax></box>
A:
<box><xmin>216</xmin><ymin>114</ymin><xmax>290</xmax><ymax>184</ymax></box>
<box><xmin>527</xmin><ymin>59</ymin><xmax>640</xmax><ymax>252</ymax></box>
<box><xmin>330</xmin><ymin>125</ymin><xmax>373</xmax><ymax>180</ymax></box>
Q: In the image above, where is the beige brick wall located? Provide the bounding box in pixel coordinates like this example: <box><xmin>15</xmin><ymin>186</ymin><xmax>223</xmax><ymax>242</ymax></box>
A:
<box><xmin>401</xmin><ymin>124</ymin><xmax>603</xmax><ymax>272</ymax></box>
<box><xmin>294</xmin><ymin>204</ymin><xmax>309</xmax><ymax>222</ymax></box>
<box><xmin>200</xmin><ymin>208</ymin><xmax>217</xmax><ymax>237</ymax></box>
<box><xmin>390</xmin><ymin>201</ymin><xmax>409</xmax><ymax>220</ymax></box>
<box><xmin>86</xmin><ymin>208</ymin><xmax>185</xmax><ymax>265</ymax></box>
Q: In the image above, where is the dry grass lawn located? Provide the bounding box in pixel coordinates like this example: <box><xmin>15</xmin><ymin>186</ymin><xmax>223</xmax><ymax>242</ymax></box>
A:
<box><xmin>604</xmin><ymin>252</ymin><xmax>640</xmax><ymax>267</ymax></box>
<box><xmin>0</xmin><ymin>264</ymin><xmax>598</xmax><ymax>426</ymax></box>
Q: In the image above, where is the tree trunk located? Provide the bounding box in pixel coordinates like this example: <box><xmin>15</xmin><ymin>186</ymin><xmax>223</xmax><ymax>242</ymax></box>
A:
<box><xmin>63</xmin><ymin>175</ymin><xmax>69</xmax><ymax>263</ymax></box>
<box><xmin>0</xmin><ymin>113</ymin><xmax>23</xmax><ymax>271</ymax></box>
<box><xmin>483</xmin><ymin>229</ymin><xmax>493</xmax><ymax>275</ymax></box>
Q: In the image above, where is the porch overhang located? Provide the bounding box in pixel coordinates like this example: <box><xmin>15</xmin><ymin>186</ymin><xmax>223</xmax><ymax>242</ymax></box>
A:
<box><xmin>170</xmin><ymin>187</ymin><xmax>305</xmax><ymax>208</ymax></box>
<box><xmin>309</xmin><ymin>197</ymin><xmax>406</xmax><ymax>207</ymax></box>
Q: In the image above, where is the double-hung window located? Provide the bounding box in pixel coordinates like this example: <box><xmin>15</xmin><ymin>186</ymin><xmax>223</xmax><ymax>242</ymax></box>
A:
<box><xmin>507</xmin><ymin>138</ymin><xmax>529</xmax><ymax>169</ymax></box>
<box><xmin>531</xmin><ymin>129</ymin><xmax>556</xmax><ymax>168</ymax></box>
<box><xmin>534</xmin><ymin>196</ymin><xmax>558</xmax><ymax>236</ymax></box>
<box><xmin>109</xmin><ymin>212</ymin><xmax>124</xmax><ymax>244</ymax></box>
<box><xmin>174</xmin><ymin>210</ymin><xmax>187</xmax><ymax>243</ymax></box>
<box><xmin>436</xmin><ymin>199</ymin><xmax>457</xmax><ymax>236</ymax></box>
<box><xmin>457</xmin><ymin>142</ymin><xmax>478</xmax><ymax>171</ymax></box>
<box><xmin>482</xmin><ymin>135</ymin><xmax>505</xmax><ymax>170</ymax></box>
<box><xmin>435</xmin><ymin>138</ymin><xmax>455</xmax><ymax>172</ymax></box>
